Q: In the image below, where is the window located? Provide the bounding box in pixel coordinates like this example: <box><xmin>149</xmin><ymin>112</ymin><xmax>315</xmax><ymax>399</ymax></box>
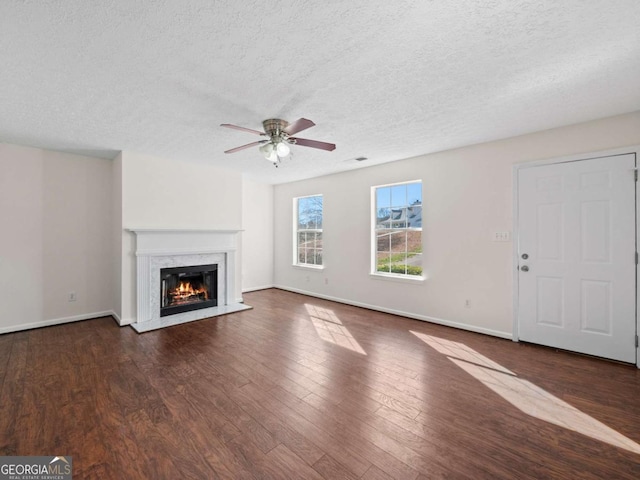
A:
<box><xmin>373</xmin><ymin>181</ymin><xmax>422</xmax><ymax>277</ymax></box>
<box><xmin>295</xmin><ymin>195</ymin><xmax>323</xmax><ymax>267</ymax></box>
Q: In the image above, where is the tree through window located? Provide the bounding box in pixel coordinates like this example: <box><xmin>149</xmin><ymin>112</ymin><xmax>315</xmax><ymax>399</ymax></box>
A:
<box><xmin>296</xmin><ymin>195</ymin><xmax>323</xmax><ymax>266</ymax></box>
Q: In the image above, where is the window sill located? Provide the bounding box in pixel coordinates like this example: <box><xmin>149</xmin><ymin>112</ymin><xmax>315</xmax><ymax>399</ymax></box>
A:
<box><xmin>369</xmin><ymin>272</ymin><xmax>425</xmax><ymax>284</ymax></box>
<box><xmin>293</xmin><ymin>264</ymin><xmax>325</xmax><ymax>271</ymax></box>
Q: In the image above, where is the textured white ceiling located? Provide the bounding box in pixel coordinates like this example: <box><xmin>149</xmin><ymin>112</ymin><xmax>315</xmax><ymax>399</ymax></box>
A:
<box><xmin>0</xmin><ymin>1</ymin><xmax>639</xmax><ymax>184</ymax></box>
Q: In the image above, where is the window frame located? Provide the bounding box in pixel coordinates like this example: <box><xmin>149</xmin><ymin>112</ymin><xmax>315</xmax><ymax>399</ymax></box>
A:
<box><xmin>293</xmin><ymin>194</ymin><xmax>324</xmax><ymax>269</ymax></box>
<box><xmin>370</xmin><ymin>180</ymin><xmax>424</xmax><ymax>281</ymax></box>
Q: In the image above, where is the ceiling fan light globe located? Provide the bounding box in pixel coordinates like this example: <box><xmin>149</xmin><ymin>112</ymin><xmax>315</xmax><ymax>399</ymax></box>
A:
<box><xmin>276</xmin><ymin>142</ymin><xmax>290</xmax><ymax>157</ymax></box>
<box><xmin>265</xmin><ymin>150</ymin><xmax>278</xmax><ymax>163</ymax></box>
<box><xmin>259</xmin><ymin>142</ymin><xmax>274</xmax><ymax>158</ymax></box>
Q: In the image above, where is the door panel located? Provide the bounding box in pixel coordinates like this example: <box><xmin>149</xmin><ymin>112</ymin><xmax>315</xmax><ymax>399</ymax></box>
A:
<box><xmin>536</xmin><ymin>276</ymin><xmax>564</xmax><ymax>327</ymax></box>
<box><xmin>580</xmin><ymin>200</ymin><xmax>610</xmax><ymax>262</ymax></box>
<box><xmin>580</xmin><ymin>280</ymin><xmax>611</xmax><ymax>334</ymax></box>
<box><xmin>517</xmin><ymin>154</ymin><xmax>636</xmax><ymax>363</ymax></box>
<box><xmin>536</xmin><ymin>203</ymin><xmax>564</xmax><ymax>260</ymax></box>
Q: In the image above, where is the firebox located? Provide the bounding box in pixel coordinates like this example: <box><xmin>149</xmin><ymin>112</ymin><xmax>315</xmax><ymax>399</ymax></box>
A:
<box><xmin>160</xmin><ymin>264</ymin><xmax>218</xmax><ymax>317</ymax></box>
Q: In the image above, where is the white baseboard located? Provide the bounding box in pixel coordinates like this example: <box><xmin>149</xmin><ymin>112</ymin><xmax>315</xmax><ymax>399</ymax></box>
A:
<box><xmin>273</xmin><ymin>285</ymin><xmax>512</xmax><ymax>340</ymax></box>
<box><xmin>0</xmin><ymin>310</ymin><xmax>119</xmax><ymax>335</ymax></box>
<box><xmin>110</xmin><ymin>311</ymin><xmax>136</xmax><ymax>327</ymax></box>
<box><xmin>242</xmin><ymin>284</ymin><xmax>275</xmax><ymax>293</ymax></box>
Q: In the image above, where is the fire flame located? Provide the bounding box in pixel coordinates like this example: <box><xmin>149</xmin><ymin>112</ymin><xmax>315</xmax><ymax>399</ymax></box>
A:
<box><xmin>171</xmin><ymin>281</ymin><xmax>208</xmax><ymax>301</ymax></box>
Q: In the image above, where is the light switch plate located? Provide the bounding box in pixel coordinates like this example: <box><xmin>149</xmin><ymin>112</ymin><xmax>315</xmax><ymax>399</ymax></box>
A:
<box><xmin>493</xmin><ymin>231</ymin><xmax>511</xmax><ymax>242</ymax></box>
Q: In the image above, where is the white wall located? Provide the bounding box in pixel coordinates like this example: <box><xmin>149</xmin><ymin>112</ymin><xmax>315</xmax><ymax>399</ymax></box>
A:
<box><xmin>112</xmin><ymin>153</ymin><xmax>123</xmax><ymax>321</ymax></box>
<box><xmin>118</xmin><ymin>152</ymin><xmax>243</xmax><ymax>324</ymax></box>
<box><xmin>273</xmin><ymin>111</ymin><xmax>640</xmax><ymax>337</ymax></box>
<box><xmin>0</xmin><ymin>143</ymin><xmax>114</xmax><ymax>333</ymax></box>
<box><xmin>241</xmin><ymin>178</ymin><xmax>274</xmax><ymax>291</ymax></box>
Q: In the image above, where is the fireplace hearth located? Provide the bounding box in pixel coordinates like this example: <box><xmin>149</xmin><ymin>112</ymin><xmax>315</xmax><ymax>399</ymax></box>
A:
<box><xmin>160</xmin><ymin>264</ymin><xmax>217</xmax><ymax>317</ymax></box>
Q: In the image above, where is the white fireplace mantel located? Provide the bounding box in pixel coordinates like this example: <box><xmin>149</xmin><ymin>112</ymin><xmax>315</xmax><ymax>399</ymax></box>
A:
<box><xmin>127</xmin><ymin>228</ymin><xmax>250</xmax><ymax>332</ymax></box>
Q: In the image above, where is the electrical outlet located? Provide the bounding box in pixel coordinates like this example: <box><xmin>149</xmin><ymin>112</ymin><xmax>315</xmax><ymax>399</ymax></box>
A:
<box><xmin>464</xmin><ymin>299</ymin><xmax>471</xmax><ymax>308</ymax></box>
<box><xmin>324</xmin><ymin>278</ymin><xmax>329</xmax><ymax>285</ymax></box>
<box><xmin>68</xmin><ymin>292</ymin><xmax>77</xmax><ymax>302</ymax></box>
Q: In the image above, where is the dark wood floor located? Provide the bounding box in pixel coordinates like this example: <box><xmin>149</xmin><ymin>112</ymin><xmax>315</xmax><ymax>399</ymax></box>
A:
<box><xmin>1</xmin><ymin>288</ymin><xmax>639</xmax><ymax>479</ymax></box>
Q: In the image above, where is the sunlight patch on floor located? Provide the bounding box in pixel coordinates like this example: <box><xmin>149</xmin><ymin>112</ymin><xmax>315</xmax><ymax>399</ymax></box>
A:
<box><xmin>411</xmin><ymin>331</ymin><xmax>640</xmax><ymax>455</ymax></box>
<box><xmin>412</xmin><ymin>331</ymin><xmax>515</xmax><ymax>375</ymax></box>
<box><xmin>305</xmin><ymin>304</ymin><xmax>367</xmax><ymax>355</ymax></box>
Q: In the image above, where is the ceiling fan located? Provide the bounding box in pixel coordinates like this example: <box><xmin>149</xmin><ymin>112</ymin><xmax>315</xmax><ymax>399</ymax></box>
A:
<box><xmin>221</xmin><ymin>118</ymin><xmax>336</xmax><ymax>166</ymax></box>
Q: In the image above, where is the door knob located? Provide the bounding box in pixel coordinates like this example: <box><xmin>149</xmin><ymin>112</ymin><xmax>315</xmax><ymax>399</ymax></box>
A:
<box><xmin>521</xmin><ymin>253</ymin><xmax>529</xmax><ymax>259</ymax></box>
<box><xmin>521</xmin><ymin>265</ymin><xmax>529</xmax><ymax>272</ymax></box>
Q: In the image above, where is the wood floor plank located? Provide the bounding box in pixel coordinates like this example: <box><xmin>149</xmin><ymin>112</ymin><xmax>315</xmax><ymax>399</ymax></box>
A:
<box><xmin>239</xmin><ymin>382</ymin><xmax>372</xmax><ymax>477</ymax></box>
<box><xmin>225</xmin><ymin>381</ymin><xmax>326</xmax><ymax>466</ymax></box>
<box><xmin>0</xmin><ymin>333</ymin><xmax>16</xmax><ymax>392</ymax></box>
<box><xmin>223</xmin><ymin>436</ymin><xmax>295</xmax><ymax>480</ymax></box>
<box><xmin>188</xmin><ymin>377</ymin><xmax>279</xmax><ymax>454</ymax></box>
<box><xmin>268</xmin><ymin>385</ymin><xmax>420</xmax><ymax>480</ymax></box>
<box><xmin>311</xmin><ymin>454</ymin><xmax>360</xmax><ymax>480</ymax></box>
<box><xmin>1</xmin><ymin>336</ymin><xmax>30</xmax><ymax>454</ymax></box>
<box><xmin>1</xmin><ymin>289</ymin><xmax>638</xmax><ymax>479</ymax></box>
<box><xmin>361</xmin><ymin>465</ymin><xmax>396</xmax><ymax>480</ymax></box>
<box><xmin>265</xmin><ymin>444</ymin><xmax>325</xmax><ymax>480</ymax></box>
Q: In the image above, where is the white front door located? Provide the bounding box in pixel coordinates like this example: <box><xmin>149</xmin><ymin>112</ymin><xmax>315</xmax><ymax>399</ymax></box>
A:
<box><xmin>517</xmin><ymin>154</ymin><xmax>636</xmax><ymax>363</ymax></box>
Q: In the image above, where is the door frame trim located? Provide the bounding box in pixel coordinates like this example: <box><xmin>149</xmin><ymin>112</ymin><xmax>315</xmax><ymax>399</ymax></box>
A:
<box><xmin>512</xmin><ymin>145</ymin><xmax>640</xmax><ymax>368</ymax></box>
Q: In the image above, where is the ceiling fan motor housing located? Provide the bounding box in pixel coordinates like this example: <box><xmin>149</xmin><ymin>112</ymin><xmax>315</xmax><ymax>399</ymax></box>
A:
<box><xmin>262</xmin><ymin>119</ymin><xmax>289</xmax><ymax>140</ymax></box>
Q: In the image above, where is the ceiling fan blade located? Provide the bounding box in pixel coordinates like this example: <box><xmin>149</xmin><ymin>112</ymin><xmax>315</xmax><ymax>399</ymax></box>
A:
<box><xmin>283</xmin><ymin>118</ymin><xmax>315</xmax><ymax>136</ymax></box>
<box><xmin>220</xmin><ymin>123</ymin><xmax>265</xmax><ymax>136</ymax></box>
<box><xmin>290</xmin><ymin>137</ymin><xmax>336</xmax><ymax>151</ymax></box>
<box><xmin>224</xmin><ymin>140</ymin><xmax>267</xmax><ymax>154</ymax></box>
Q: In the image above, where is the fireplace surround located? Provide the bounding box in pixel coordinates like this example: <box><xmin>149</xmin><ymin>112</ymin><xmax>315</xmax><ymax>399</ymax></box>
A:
<box><xmin>127</xmin><ymin>228</ymin><xmax>251</xmax><ymax>332</ymax></box>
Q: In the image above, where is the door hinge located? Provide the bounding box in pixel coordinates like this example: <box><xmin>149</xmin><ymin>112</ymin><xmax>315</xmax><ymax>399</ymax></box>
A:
<box><xmin>635</xmin><ymin>169</ymin><xmax>638</xmax><ymax>182</ymax></box>
<box><xmin>636</xmin><ymin>335</ymin><xmax>639</xmax><ymax>348</ymax></box>
<box><xmin>636</xmin><ymin>252</ymin><xmax>639</xmax><ymax>265</ymax></box>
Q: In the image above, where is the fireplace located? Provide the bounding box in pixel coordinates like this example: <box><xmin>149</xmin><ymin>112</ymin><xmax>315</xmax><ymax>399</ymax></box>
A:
<box><xmin>160</xmin><ymin>264</ymin><xmax>218</xmax><ymax>317</ymax></box>
<box><xmin>128</xmin><ymin>228</ymin><xmax>251</xmax><ymax>332</ymax></box>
